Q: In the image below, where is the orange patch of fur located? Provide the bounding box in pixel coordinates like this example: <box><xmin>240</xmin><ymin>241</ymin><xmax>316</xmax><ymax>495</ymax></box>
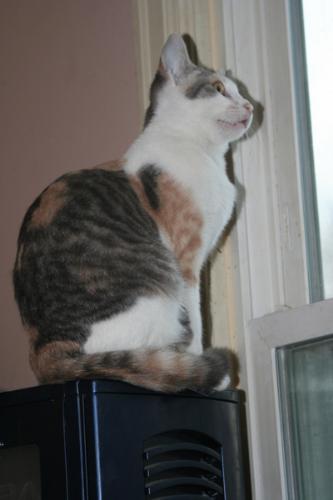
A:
<box><xmin>125</xmin><ymin>352</ymin><xmax>183</xmax><ymax>391</ymax></box>
<box><xmin>130</xmin><ymin>173</ymin><xmax>203</xmax><ymax>284</ymax></box>
<box><xmin>144</xmin><ymin>351</ymin><xmax>163</xmax><ymax>373</ymax></box>
<box><xmin>28</xmin><ymin>331</ymin><xmax>81</xmax><ymax>382</ymax></box>
<box><xmin>94</xmin><ymin>159</ymin><xmax>125</xmax><ymax>171</ymax></box>
<box><xmin>30</xmin><ymin>180</ymin><xmax>67</xmax><ymax>229</ymax></box>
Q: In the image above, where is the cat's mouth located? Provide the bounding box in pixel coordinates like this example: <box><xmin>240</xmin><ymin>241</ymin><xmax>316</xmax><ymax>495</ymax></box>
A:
<box><xmin>217</xmin><ymin>117</ymin><xmax>251</xmax><ymax>129</ymax></box>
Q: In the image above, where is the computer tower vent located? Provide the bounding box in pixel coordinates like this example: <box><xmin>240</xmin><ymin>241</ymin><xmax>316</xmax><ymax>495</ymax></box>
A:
<box><xmin>143</xmin><ymin>430</ymin><xmax>225</xmax><ymax>499</ymax></box>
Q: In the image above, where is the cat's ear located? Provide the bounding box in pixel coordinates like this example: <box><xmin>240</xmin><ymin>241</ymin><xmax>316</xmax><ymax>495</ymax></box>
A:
<box><xmin>160</xmin><ymin>33</ymin><xmax>193</xmax><ymax>83</ymax></box>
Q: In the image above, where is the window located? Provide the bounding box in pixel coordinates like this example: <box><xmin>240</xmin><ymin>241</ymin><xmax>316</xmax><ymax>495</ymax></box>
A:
<box><xmin>277</xmin><ymin>334</ymin><xmax>333</xmax><ymax>499</ymax></box>
<box><xmin>293</xmin><ymin>0</ymin><xmax>333</xmax><ymax>299</ymax></box>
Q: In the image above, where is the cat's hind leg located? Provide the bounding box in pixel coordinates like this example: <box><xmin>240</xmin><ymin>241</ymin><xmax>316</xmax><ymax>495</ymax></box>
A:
<box><xmin>84</xmin><ymin>294</ymin><xmax>192</xmax><ymax>354</ymax></box>
<box><xmin>30</xmin><ymin>294</ymin><xmax>238</xmax><ymax>393</ymax></box>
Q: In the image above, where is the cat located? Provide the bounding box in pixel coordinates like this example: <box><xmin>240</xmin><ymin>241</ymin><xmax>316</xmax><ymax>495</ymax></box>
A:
<box><xmin>13</xmin><ymin>33</ymin><xmax>253</xmax><ymax>393</ymax></box>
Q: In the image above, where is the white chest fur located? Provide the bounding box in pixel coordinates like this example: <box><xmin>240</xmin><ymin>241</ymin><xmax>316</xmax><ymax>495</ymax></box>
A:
<box><xmin>124</xmin><ymin>131</ymin><xmax>236</xmax><ymax>261</ymax></box>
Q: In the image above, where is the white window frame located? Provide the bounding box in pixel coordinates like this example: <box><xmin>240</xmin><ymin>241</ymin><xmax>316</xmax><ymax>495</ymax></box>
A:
<box><xmin>247</xmin><ymin>298</ymin><xmax>333</xmax><ymax>499</ymax></box>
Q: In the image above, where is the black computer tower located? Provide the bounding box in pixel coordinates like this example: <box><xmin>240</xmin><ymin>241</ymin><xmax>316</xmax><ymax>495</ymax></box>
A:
<box><xmin>0</xmin><ymin>380</ymin><xmax>251</xmax><ymax>499</ymax></box>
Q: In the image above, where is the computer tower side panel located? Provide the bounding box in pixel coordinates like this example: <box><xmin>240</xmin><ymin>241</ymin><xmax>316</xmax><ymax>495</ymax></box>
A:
<box><xmin>81</xmin><ymin>390</ymin><xmax>250</xmax><ymax>500</ymax></box>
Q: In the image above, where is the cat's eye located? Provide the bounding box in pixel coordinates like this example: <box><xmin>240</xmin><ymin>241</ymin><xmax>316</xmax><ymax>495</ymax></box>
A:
<box><xmin>213</xmin><ymin>81</ymin><xmax>225</xmax><ymax>95</ymax></box>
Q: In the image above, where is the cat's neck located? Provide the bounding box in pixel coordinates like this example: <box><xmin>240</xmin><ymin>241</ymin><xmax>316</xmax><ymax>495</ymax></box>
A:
<box><xmin>124</xmin><ymin>119</ymin><xmax>229</xmax><ymax>176</ymax></box>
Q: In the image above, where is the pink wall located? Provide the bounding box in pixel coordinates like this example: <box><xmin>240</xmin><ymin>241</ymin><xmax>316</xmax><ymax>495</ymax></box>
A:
<box><xmin>0</xmin><ymin>0</ymin><xmax>141</xmax><ymax>390</ymax></box>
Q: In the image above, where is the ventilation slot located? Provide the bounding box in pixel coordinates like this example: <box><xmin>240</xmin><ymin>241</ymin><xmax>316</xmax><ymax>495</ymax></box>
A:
<box><xmin>143</xmin><ymin>430</ymin><xmax>224</xmax><ymax>499</ymax></box>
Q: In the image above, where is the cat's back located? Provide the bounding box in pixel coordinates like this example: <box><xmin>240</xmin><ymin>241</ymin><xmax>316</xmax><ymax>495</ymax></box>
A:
<box><xmin>18</xmin><ymin>167</ymin><xmax>151</xmax><ymax>236</ymax></box>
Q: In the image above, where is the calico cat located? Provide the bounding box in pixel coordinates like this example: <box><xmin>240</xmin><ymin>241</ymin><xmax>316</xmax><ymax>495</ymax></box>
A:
<box><xmin>13</xmin><ymin>34</ymin><xmax>253</xmax><ymax>393</ymax></box>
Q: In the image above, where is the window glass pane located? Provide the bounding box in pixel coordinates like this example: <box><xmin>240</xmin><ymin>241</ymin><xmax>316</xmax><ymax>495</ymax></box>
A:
<box><xmin>276</xmin><ymin>335</ymin><xmax>333</xmax><ymax>500</ymax></box>
<box><xmin>301</xmin><ymin>0</ymin><xmax>333</xmax><ymax>298</ymax></box>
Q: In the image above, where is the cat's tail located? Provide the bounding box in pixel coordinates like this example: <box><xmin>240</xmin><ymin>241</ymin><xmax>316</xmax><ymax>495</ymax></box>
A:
<box><xmin>30</xmin><ymin>341</ymin><xmax>238</xmax><ymax>393</ymax></box>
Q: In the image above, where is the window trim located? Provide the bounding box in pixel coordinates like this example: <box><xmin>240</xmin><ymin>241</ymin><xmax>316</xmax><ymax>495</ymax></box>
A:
<box><xmin>223</xmin><ymin>0</ymin><xmax>309</xmax><ymax>317</ymax></box>
<box><xmin>286</xmin><ymin>0</ymin><xmax>324</xmax><ymax>301</ymax></box>
<box><xmin>247</xmin><ymin>298</ymin><xmax>333</xmax><ymax>499</ymax></box>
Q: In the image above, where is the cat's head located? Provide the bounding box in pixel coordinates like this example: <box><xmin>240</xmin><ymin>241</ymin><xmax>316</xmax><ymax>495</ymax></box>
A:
<box><xmin>144</xmin><ymin>34</ymin><xmax>253</xmax><ymax>148</ymax></box>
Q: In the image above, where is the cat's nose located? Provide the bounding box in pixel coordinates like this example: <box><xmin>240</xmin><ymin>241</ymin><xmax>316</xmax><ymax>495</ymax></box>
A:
<box><xmin>244</xmin><ymin>101</ymin><xmax>254</xmax><ymax>113</ymax></box>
